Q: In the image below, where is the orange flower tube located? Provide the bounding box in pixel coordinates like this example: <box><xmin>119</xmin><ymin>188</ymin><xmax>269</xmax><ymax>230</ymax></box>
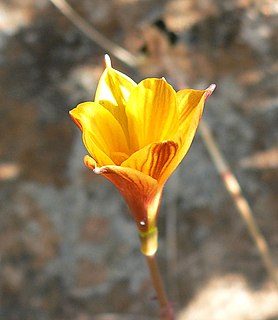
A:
<box><xmin>69</xmin><ymin>55</ymin><xmax>215</xmax><ymax>256</ymax></box>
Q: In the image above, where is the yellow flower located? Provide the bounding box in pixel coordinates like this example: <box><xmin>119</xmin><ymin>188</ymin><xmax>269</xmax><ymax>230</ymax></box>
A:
<box><xmin>70</xmin><ymin>55</ymin><xmax>215</xmax><ymax>255</ymax></box>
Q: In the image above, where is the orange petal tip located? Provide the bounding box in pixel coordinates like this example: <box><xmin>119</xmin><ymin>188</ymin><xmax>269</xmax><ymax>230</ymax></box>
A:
<box><xmin>94</xmin><ymin>166</ymin><xmax>109</xmax><ymax>174</ymax></box>
<box><xmin>84</xmin><ymin>155</ymin><xmax>96</xmax><ymax>171</ymax></box>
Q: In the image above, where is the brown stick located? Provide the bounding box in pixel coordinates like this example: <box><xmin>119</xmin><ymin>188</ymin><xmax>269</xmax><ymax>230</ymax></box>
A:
<box><xmin>199</xmin><ymin>121</ymin><xmax>278</xmax><ymax>289</ymax></box>
<box><xmin>50</xmin><ymin>0</ymin><xmax>138</xmax><ymax>68</ymax></box>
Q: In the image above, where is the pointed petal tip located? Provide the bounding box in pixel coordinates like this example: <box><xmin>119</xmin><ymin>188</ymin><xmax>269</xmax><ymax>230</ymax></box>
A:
<box><xmin>84</xmin><ymin>156</ymin><xmax>110</xmax><ymax>175</ymax></box>
<box><xmin>104</xmin><ymin>54</ymin><xmax>112</xmax><ymax>68</ymax></box>
<box><xmin>93</xmin><ymin>166</ymin><xmax>109</xmax><ymax>174</ymax></box>
<box><xmin>84</xmin><ymin>155</ymin><xmax>96</xmax><ymax>171</ymax></box>
<box><xmin>69</xmin><ymin>108</ymin><xmax>83</xmax><ymax>131</ymax></box>
<box><xmin>68</xmin><ymin>108</ymin><xmax>74</xmax><ymax>118</ymax></box>
<box><xmin>205</xmin><ymin>84</ymin><xmax>216</xmax><ymax>99</ymax></box>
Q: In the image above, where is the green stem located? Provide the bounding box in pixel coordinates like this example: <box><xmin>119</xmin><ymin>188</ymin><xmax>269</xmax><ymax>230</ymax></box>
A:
<box><xmin>145</xmin><ymin>254</ymin><xmax>174</xmax><ymax>320</ymax></box>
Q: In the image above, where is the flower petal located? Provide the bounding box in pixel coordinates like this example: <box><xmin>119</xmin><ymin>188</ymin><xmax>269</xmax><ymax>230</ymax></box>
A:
<box><xmin>95</xmin><ymin>65</ymin><xmax>136</xmax><ymax>108</ymax></box>
<box><xmin>70</xmin><ymin>102</ymin><xmax>129</xmax><ymax>166</ymax></box>
<box><xmin>84</xmin><ymin>155</ymin><xmax>162</xmax><ymax>233</ymax></box>
<box><xmin>98</xmin><ymin>99</ymin><xmax>130</xmax><ymax>148</ymax></box>
<box><xmin>82</xmin><ymin>130</ymin><xmax>115</xmax><ymax>166</ymax></box>
<box><xmin>122</xmin><ymin>140</ymin><xmax>178</xmax><ymax>185</ymax></box>
<box><xmin>126</xmin><ymin>78</ymin><xmax>179</xmax><ymax>151</ymax></box>
<box><xmin>177</xmin><ymin>89</ymin><xmax>207</xmax><ymax>129</ymax></box>
<box><xmin>161</xmin><ymin>89</ymin><xmax>208</xmax><ymax>176</ymax></box>
<box><xmin>94</xmin><ymin>65</ymin><xmax>137</xmax><ymax>149</ymax></box>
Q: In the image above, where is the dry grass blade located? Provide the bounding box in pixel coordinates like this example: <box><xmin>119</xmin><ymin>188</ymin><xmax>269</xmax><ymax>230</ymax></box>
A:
<box><xmin>50</xmin><ymin>0</ymin><xmax>138</xmax><ymax>68</ymax></box>
<box><xmin>199</xmin><ymin>121</ymin><xmax>278</xmax><ymax>290</ymax></box>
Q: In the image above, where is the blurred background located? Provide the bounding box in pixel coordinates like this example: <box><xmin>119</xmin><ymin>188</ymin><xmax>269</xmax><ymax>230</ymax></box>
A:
<box><xmin>1</xmin><ymin>0</ymin><xmax>278</xmax><ymax>319</ymax></box>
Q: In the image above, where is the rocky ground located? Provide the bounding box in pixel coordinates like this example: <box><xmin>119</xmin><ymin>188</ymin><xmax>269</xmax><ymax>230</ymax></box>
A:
<box><xmin>1</xmin><ymin>0</ymin><xmax>278</xmax><ymax>319</ymax></box>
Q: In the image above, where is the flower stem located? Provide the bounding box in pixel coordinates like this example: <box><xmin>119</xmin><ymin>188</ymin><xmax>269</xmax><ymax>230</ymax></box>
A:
<box><xmin>144</xmin><ymin>254</ymin><xmax>174</xmax><ymax>320</ymax></box>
